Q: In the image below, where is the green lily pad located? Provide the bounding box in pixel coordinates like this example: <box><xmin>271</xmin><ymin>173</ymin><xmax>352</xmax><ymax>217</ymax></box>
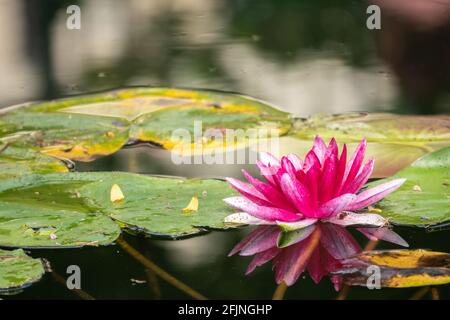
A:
<box><xmin>0</xmin><ymin>249</ymin><xmax>46</xmax><ymax>294</ymax></box>
<box><xmin>0</xmin><ymin>172</ymin><xmax>237</xmax><ymax>247</ymax></box>
<box><xmin>0</xmin><ymin>144</ymin><xmax>68</xmax><ymax>180</ymax></box>
<box><xmin>282</xmin><ymin>113</ymin><xmax>450</xmax><ymax>177</ymax></box>
<box><xmin>0</xmin><ymin>88</ymin><xmax>291</xmax><ymax>162</ymax></box>
<box><xmin>334</xmin><ymin>249</ymin><xmax>450</xmax><ymax>288</ymax></box>
<box><xmin>373</xmin><ymin>147</ymin><xmax>450</xmax><ymax>228</ymax></box>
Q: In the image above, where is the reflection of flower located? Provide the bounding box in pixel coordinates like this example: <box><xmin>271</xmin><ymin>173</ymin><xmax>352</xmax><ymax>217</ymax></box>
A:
<box><xmin>224</xmin><ymin>136</ymin><xmax>408</xmax><ymax>287</ymax></box>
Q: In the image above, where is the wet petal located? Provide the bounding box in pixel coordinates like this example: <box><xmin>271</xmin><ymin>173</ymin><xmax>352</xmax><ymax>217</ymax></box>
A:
<box><xmin>340</xmin><ymin>139</ymin><xmax>367</xmax><ymax>193</ymax></box>
<box><xmin>325</xmin><ymin>211</ymin><xmax>387</xmax><ymax>227</ymax></box>
<box><xmin>342</xmin><ymin>158</ymin><xmax>374</xmax><ymax>194</ymax></box>
<box><xmin>246</xmin><ymin>247</ymin><xmax>280</xmax><ymax>275</ymax></box>
<box><xmin>317</xmin><ymin>194</ymin><xmax>356</xmax><ymax>218</ymax></box>
<box><xmin>226</xmin><ymin>177</ymin><xmax>271</xmax><ymax>206</ymax></box>
<box><xmin>242</xmin><ymin>169</ymin><xmax>294</xmax><ymax>211</ymax></box>
<box><xmin>280</xmin><ymin>173</ymin><xmax>313</xmax><ymax>215</ymax></box>
<box><xmin>228</xmin><ymin>226</ymin><xmax>272</xmax><ymax>256</ymax></box>
<box><xmin>274</xmin><ymin>227</ymin><xmax>321</xmax><ymax>285</ymax></box>
<box><xmin>320</xmin><ymin>223</ymin><xmax>361</xmax><ymax>260</ymax></box>
<box><xmin>259</xmin><ymin>152</ymin><xmax>280</xmax><ymax>167</ymax></box>
<box><xmin>224</xmin><ymin>212</ymin><xmax>269</xmax><ymax>226</ymax></box>
<box><xmin>312</xmin><ymin>135</ymin><xmax>327</xmax><ymax>165</ymax></box>
<box><xmin>240</xmin><ymin>227</ymin><xmax>281</xmax><ymax>256</ymax></box>
<box><xmin>287</xmin><ymin>154</ymin><xmax>303</xmax><ymax>171</ymax></box>
<box><xmin>357</xmin><ymin>227</ymin><xmax>409</xmax><ymax>247</ymax></box>
<box><xmin>223</xmin><ymin>196</ymin><xmax>301</xmax><ymax>222</ymax></box>
<box><xmin>347</xmin><ymin>178</ymin><xmax>406</xmax><ymax>211</ymax></box>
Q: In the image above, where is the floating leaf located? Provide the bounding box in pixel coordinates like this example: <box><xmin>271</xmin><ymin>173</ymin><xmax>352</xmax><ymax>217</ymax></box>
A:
<box><xmin>0</xmin><ymin>88</ymin><xmax>291</xmax><ymax>161</ymax></box>
<box><xmin>0</xmin><ymin>249</ymin><xmax>45</xmax><ymax>294</ymax></box>
<box><xmin>0</xmin><ymin>176</ymin><xmax>121</xmax><ymax>248</ymax></box>
<box><xmin>334</xmin><ymin>249</ymin><xmax>450</xmax><ymax>288</ymax></box>
<box><xmin>0</xmin><ymin>144</ymin><xmax>68</xmax><ymax>179</ymax></box>
<box><xmin>0</xmin><ymin>172</ymin><xmax>237</xmax><ymax>246</ymax></box>
<box><xmin>373</xmin><ymin>147</ymin><xmax>450</xmax><ymax>228</ymax></box>
<box><xmin>276</xmin><ymin>113</ymin><xmax>450</xmax><ymax>177</ymax></box>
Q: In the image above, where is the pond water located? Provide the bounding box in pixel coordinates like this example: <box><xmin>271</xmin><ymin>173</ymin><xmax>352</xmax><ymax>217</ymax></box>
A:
<box><xmin>0</xmin><ymin>0</ymin><xmax>449</xmax><ymax>299</ymax></box>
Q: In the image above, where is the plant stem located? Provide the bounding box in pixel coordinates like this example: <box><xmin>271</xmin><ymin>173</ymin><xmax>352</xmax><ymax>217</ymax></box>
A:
<box><xmin>116</xmin><ymin>237</ymin><xmax>207</xmax><ymax>300</ymax></box>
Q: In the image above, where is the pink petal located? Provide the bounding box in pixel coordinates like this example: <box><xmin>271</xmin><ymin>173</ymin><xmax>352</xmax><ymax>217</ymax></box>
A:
<box><xmin>306</xmin><ymin>247</ymin><xmax>325</xmax><ymax>284</ymax></box>
<box><xmin>228</xmin><ymin>226</ymin><xmax>272</xmax><ymax>256</ymax></box>
<box><xmin>302</xmin><ymin>152</ymin><xmax>321</xmax><ymax>209</ymax></box>
<box><xmin>246</xmin><ymin>247</ymin><xmax>280</xmax><ymax>275</ymax></box>
<box><xmin>280</xmin><ymin>173</ymin><xmax>313</xmax><ymax>215</ymax></box>
<box><xmin>342</xmin><ymin>159</ymin><xmax>374</xmax><ymax>194</ymax></box>
<box><xmin>340</xmin><ymin>139</ymin><xmax>367</xmax><ymax>193</ymax></box>
<box><xmin>317</xmin><ymin>194</ymin><xmax>356</xmax><ymax>218</ymax></box>
<box><xmin>333</xmin><ymin>144</ymin><xmax>347</xmax><ymax>197</ymax></box>
<box><xmin>287</xmin><ymin>154</ymin><xmax>303</xmax><ymax>171</ymax></box>
<box><xmin>224</xmin><ymin>212</ymin><xmax>269</xmax><ymax>225</ymax></box>
<box><xmin>357</xmin><ymin>227</ymin><xmax>409</xmax><ymax>247</ymax></box>
<box><xmin>240</xmin><ymin>227</ymin><xmax>281</xmax><ymax>256</ymax></box>
<box><xmin>242</xmin><ymin>169</ymin><xmax>295</xmax><ymax>211</ymax></box>
<box><xmin>273</xmin><ymin>241</ymin><xmax>309</xmax><ymax>285</ymax></box>
<box><xmin>226</xmin><ymin>177</ymin><xmax>271</xmax><ymax>207</ymax></box>
<box><xmin>312</xmin><ymin>135</ymin><xmax>327</xmax><ymax>165</ymax></box>
<box><xmin>256</xmin><ymin>160</ymin><xmax>278</xmax><ymax>187</ymax></box>
<box><xmin>319</xmin><ymin>151</ymin><xmax>338</xmax><ymax>203</ymax></box>
<box><xmin>223</xmin><ymin>196</ymin><xmax>301</xmax><ymax>222</ymax></box>
<box><xmin>259</xmin><ymin>152</ymin><xmax>280</xmax><ymax>167</ymax></box>
<box><xmin>325</xmin><ymin>212</ymin><xmax>387</xmax><ymax>227</ymax></box>
<box><xmin>346</xmin><ymin>178</ymin><xmax>406</xmax><ymax>211</ymax></box>
<box><xmin>320</xmin><ymin>223</ymin><xmax>361</xmax><ymax>260</ymax></box>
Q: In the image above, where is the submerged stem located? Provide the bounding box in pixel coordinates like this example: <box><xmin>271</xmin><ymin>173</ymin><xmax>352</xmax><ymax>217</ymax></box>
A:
<box><xmin>116</xmin><ymin>237</ymin><xmax>207</xmax><ymax>300</ymax></box>
<box><xmin>272</xmin><ymin>283</ymin><xmax>288</xmax><ymax>300</ymax></box>
<box><xmin>52</xmin><ymin>272</ymin><xmax>95</xmax><ymax>300</ymax></box>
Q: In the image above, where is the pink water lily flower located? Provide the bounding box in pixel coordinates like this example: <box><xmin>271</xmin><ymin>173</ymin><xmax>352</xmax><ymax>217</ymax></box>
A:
<box><xmin>224</xmin><ymin>136</ymin><xmax>408</xmax><ymax>287</ymax></box>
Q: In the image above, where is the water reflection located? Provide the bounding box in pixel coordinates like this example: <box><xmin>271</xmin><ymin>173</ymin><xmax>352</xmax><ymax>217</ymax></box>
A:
<box><xmin>3</xmin><ymin>0</ymin><xmax>448</xmax><ymax>115</ymax></box>
<box><xmin>228</xmin><ymin>223</ymin><xmax>409</xmax><ymax>289</ymax></box>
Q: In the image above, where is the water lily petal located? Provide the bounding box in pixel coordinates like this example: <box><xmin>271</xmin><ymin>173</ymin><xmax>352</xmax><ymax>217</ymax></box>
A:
<box><xmin>340</xmin><ymin>138</ymin><xmax>367</xmax><ymax>193</ymax></box>
<box><xmin>312</xmin><ymin>135</ymin><xmax>327</xmax><ymax>165</ymax></box>
<box><xmin>346</xmin><ymin>178</ymin><xmax>406</xmax><ymax>211</ymax></box>
<box><xmin>320</xmin><ymin>223</ymin><xmax>361</xmax><ymax>260</ymax></box>
<box><xmin>242</xmin><ymin>169</ymin><xmax>295</xmax><ymax>211</ymax></box>
<box><xmin>274</xmin><ymin>227</ymin><xmax>321</xmax><ymax>285</ymax></box>
<box><xmin>343</xmin><ymin>158</ymin><xmax>374</xmax><ymax>194</ymax></box>
<box><xmin>256</xmin><ymin>160</ymin><xmax>278</xmax><ymax>187</ymax></box>
<box><xmin>333</xmin><ymin>144</ymin><xmax>347</xmax><ymax>197</ymax></box>
<box><xmin>287</xmin><ymin>154</ymin><xmax>303</xmax><ymax>171</ymax></box>
<box><xmin>240</xmin><ymin>227</ymin><xmax>281</xmax><ymax>256</ymax></box>
<box><xmin>259</xmin><ymin>152</ymin><xmax>280</xmax><ymax>167</ymax></box>
<box><xmin>357</xmin><ymin>227</ymin><xmax>409</xmax><ymax>247</ymax></box>
<box><xmin>246</xmin><ymin>247</ymin><xmax>280</xmax><ymax>275</ymax></box>
<box><xmin>228</xmin><ymin>226</ymin><xmax>272</xmax><ymax>256</ymax></box>
<box><xmin>280</xmin><ymin>173</ymin><xmax>313</xmax><ymax>215</ymax></box>
<box><xmin>225</xmin><ymin>177</ymin><xmax>271</xmax><ymax>206</ymax></box>
<box><xmin>319</xmin><ymin>151</ymin><xmax>338</xmax><ymax>202</ymax></box>
<box><xmin>224</xmin><ymin>212</ymin><xmax>269</xmax><ymax>226</ymax></box>
<box><xmin>325</xmin><ymin>211</ymin><xmax>387</xmax><ymax>227</ymax></box>
<box><xmin>317</xmin><ymin>194</ymin><xmax>356</xmax><ymax>218</ymax></box>
<box><xmin>223</xmin><ymin>196</ymin><xmax>301</xmax><ymax>222</ymax></box>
